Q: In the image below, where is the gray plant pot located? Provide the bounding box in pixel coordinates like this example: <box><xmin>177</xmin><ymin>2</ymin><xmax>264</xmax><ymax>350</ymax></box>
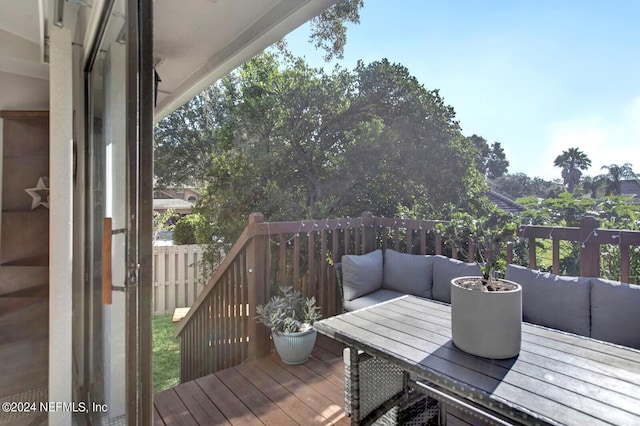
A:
<box><xmin>271</xmin><ymin>328</ymin><xmax>317</xmax><ymax>364</ymax></box>
<box><xmin>451</xmin><ymin>277</ymin><xmax>522</xmax><ymax>359</ymax></box>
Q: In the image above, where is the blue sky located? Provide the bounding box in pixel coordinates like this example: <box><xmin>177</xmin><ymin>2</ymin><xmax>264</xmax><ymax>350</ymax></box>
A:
<box><xmin>284</xmin><ymin>1</ymin><xmax>640</xmax><ymax>181</ymax></box>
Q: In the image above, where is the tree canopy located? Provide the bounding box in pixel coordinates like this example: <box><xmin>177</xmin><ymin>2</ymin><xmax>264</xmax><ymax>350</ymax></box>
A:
<box><xmin>553</xmin><ymin>147</ymin><xmax>592</xmax><ymax>193</ymax></box>
<box><xmin>155</xmin><ymin>52</ymin><xmax>493</xmax><ymax>243</ymax></box>
<box><xmin>467</xmin><ymin>134</ymin><xmax>509</xmax><ymax>179</ymax></box>
<box><xmin>308</xmin><ymin>0</ymin><xmax>364</xmax><ymax>61</ymax></box>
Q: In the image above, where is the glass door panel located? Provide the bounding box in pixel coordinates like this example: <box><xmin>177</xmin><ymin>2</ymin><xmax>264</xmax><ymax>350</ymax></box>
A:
<box><xmin>76</xmin><ymin>0</ymin><xmax>153</xmax><ymax>424</ymax></box>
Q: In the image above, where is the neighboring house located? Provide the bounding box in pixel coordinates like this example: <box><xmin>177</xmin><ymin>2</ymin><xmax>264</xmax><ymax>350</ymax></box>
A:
<box><xmin>153</xmin><ymin>188</ymin><xmax>200</xmax><ymax>215</ymax></box>
<box><xmin>153</xmin><ymin>198</ymin><xmax>194</xmax><ymax>216</ymax></box>
<box><xmin>154</xmin><ymin>187</ymin><xmax>201</xmax><ymax>203</ymax></box>
<box><xmin>620</xmin><ymin>179</ymin><xmax>640</xmax><ymax>200</ymax></box>
<box><xmin>486</xmin><ymin>189</ymin><xmax>527</xmax><ymax>214</ymax></box>
<box><xmin>0</xmin><ymin>1</ymin><xmax>339</xmax><ymax>425</ymax></box>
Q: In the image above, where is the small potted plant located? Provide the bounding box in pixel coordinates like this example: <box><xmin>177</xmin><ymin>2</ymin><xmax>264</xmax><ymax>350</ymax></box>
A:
<box><xmin>256</xmin><ymin>286</ymin><xmax>321</xmax><ymax>364</ymax></box>
<box><xmin>437</xmin><ymin>210</ymin><xmax>522</xmax><ymax>359</ymax></box>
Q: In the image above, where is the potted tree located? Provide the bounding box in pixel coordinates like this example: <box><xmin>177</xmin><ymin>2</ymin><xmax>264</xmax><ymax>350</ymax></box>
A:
<box><xmin>256</xmin><ymin>286</ymin><xmax>321</xmax><ymax>364</ymax></box>
<box><xmin>437</xmin><ymin>210</ymin><xmax>521</xmax><ymax>359</ymax></box>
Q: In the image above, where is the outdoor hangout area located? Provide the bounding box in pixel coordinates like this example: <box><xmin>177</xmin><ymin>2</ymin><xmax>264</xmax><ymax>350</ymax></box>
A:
<box><xmin>155</xmin><ymin>212</ymin><xmax>640</xmax><ymax>425</ymax></box>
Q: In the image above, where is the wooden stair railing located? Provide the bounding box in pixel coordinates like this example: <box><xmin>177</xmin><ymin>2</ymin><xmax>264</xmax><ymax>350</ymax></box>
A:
<box><xmin>174</xmin><ymin>212</ymin><xmax>450</xmax><ymax>383</ymax></box>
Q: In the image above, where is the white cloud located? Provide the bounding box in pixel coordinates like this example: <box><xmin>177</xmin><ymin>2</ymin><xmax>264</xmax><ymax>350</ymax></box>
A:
<box><xmin>543</xmin><ymin>96</ymin><xmax>640</xmax><ymax>180</ymax></box>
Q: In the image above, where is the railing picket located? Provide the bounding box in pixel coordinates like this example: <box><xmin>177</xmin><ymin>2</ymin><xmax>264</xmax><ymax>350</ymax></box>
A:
<box><xmin>552</xmin><ymin>239</ymin><xmax>560</xmax><ymax>275</ymax></box>
<box><xmin>344</xmin><ymin>227</ymin><xmax>350</xmax><ymax>256</ymax></box>
<box><xmin>394</xmin><ymin>227</ymin><xmax>400</xmax><ymax>252</ymax></box>
<box><xmin>528</xmin><ymin>237</ymin><xmax>537</xmax><ymax>269</ymax></box>
<box><xmin>230</xmin><ymin>258</ymin><xmax>237</xmax><ymax>366</ymax></box>
<box><xmin>278</xmin><ymin>233</ymin><xmax>287</xmax><ymax>286</ymax></box>
<box><xmin>406</xmin><ymin>226</ymin><xmax>413</xmax><ymax>253</ymax></box>
<box><xmin>621</xmin><ymin>245</ymin><xmax>630</xmax><ymax>284</ymax></box>
<box><xmin>468</xmin><ymin>237</ymin><xmax>475</xmax><ymax>263</ymax></box>
<box><xmin>330</xmin><ymin>230</ymin><xmax>339</xmax><ymax>317</ymax></box>
<box><xmin>420</xmin><ymin>227</ymin><xmax>426</xmax><ymax>255</ymax></box>
<box><xmin>239</xmin><ymin>252</ymin><xmax>247</xmax><ymax>363</ymax></box>
<box><xmin>293</xmin><ymin>234</ymin><xmax>300</xmax><ymax>291</ymax></box>
<box><xmin>320</xmin><ymin>230</ymin><xmax>328</xmax><ymax>315</ymax></box>
<box><xmin>308</xmin><ymin>230</ymin><xmax>316</xmax><ymax>300</ymax></box>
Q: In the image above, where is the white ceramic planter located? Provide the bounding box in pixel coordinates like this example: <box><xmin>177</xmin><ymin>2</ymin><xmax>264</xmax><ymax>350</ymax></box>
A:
<box><xmin>451</xmin><ymin>277</ymin><xmax>522</xmax><ymax>359</ymax></box>
<box><xmin>271</xmin><ymin>328</ymin><xmax>317</xmax><ymax>364</ymax></box>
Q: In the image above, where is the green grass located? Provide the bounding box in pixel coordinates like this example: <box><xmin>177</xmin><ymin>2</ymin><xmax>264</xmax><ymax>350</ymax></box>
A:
<box><xmin>153</xmin><ymin>314</ymin><xmax>181</xmax><ymax>393</ymax></box>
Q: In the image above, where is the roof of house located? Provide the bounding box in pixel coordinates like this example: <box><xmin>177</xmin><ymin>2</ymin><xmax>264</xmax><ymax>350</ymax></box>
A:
<box><xmin>153</xmin><ymin>198</ymin><xmax>194</xmax><ymax>211</ymax></box>
<box><xmin>620</xmin><ymin>180</ymin><xmax>640</xmax><ymax>198</ymax></box>
<box><xmin>486</xmin><ymin>189</ymin><xmax>527</xmax><ymax>214</ymax></box>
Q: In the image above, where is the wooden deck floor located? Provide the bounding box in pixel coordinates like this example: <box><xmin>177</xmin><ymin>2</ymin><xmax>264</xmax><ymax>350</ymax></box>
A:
<box><xmin>154</xmin><ymin>334</ymin><xmax>485</xmax><ymax>426</ymax></box>
<box><xmin>154</xmin><ymin>335</ymin><xmax>349</xmax><ymax>425</ymax></box>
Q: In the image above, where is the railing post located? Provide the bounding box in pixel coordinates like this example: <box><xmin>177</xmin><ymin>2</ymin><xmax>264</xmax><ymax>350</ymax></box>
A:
<box><xmin>361</xmin><ymin>211</ymin><xmax>376</xmax><ymax>253</ymax></box>
<box><xmin>468</xmin><ymin>236</ymin><xmax>475</xmax><ymax>263</ymax></box>
<box><xmin>579</xmin><ymin>216</ymin><xmax>600</xmax><ymax>277</ymax></box>
<box><xmin>246</xmin><ymin>212</ymin><xmax>269</xmax><ymax>360</ymax></box>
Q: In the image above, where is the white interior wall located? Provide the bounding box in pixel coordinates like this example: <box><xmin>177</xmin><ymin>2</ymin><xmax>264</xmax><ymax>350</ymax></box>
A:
<box><xmin>0</xmin><ymin>71</ymin><xmax>49</xmax><ymax>111</ymax></box>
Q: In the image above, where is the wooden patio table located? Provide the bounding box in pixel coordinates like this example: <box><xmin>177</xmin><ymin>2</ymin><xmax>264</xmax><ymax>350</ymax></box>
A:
<box><xmin>313</xmin><ymin>295</ymin><xmax>640</xmax><ymax>426</ymax></box>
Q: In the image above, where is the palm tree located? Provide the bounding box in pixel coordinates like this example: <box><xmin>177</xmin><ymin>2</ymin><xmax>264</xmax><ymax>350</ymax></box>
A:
<box><xmin>553</xmin><ymin>147</ymin><xmax>592</xmax><ymax>193</ymax></box>
<box><xmin>600</xmin><ymin>163</ymin><xmax>638</xmax><ymax>195</ymax></box>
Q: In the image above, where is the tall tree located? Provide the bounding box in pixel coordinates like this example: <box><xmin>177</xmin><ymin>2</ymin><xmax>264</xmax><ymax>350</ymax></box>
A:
<box><xmin>199</xmin><ymin>54</ymin><xmax>489</xmax><ymax>242</ymax></box>
<box><xmin>467</xmin><ymin>135</ymin><xmax>509</xmax><ymax>179</ymax></box>
<box><xmin>600</xmin><ymin>163</ymin><xmax>638</xmax><ymax>195</ymax></box>
<box><xmin>154</xmin><ymin>82</ymin><xmax>237</xmax><ymax>188</ymax></box>
<box><xmin>309</xmin><ymin>0</ymin><xmax>364</xmax><ymax>61</ymax></box>
<box><xmin>553</xmin><ymin>147</ymin><xmax>592</xmax><ymax>193</ymax></box>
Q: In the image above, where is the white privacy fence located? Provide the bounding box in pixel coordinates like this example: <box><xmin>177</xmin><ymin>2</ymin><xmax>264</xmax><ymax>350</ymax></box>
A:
<box><xmin>153</xmin><ymin>244</ymin><xmax>207</xmax><ymax>316</ymax></box>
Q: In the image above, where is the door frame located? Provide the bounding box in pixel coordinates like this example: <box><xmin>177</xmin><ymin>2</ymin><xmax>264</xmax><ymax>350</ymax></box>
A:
<box><xmin>80</xmin><ymin>0</ymin><xmax>154</xmax><ymax>423</ymax></box>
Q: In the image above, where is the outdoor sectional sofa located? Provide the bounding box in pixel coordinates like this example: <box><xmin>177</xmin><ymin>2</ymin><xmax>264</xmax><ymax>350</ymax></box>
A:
<box><xmin>335</xmin><ymin>249</ymin><xmax>640</xmax><ymax>424</ymax></box>
<box><xmin>338</xmin><ymin>248</ymin><xmax>640</xmax><ymax>350</ymax></box>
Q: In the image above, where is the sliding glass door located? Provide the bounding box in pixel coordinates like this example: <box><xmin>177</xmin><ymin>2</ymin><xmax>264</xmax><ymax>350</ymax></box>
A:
<box><xmin>77</xmin><ymin>0</ymin><xmax>153</xmax><ymax>424</ymax></box>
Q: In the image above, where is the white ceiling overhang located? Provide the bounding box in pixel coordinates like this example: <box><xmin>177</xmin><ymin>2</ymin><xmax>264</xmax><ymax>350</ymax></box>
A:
<box><xmin>153</xmin><ymin>0</ymin><xmax>338</xmax><ymax>121</ymax></box>
<box><xmin>0</xmin><ymin>0</ymin><xmax>338</xmax><ymax>119</ymax></box>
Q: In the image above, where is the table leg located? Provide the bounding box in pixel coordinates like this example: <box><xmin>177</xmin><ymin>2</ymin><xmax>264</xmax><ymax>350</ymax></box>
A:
<box><xmin>349</xmin><ymin>346</ymin><xmax>360</xmax><ymax>425</ymax></box>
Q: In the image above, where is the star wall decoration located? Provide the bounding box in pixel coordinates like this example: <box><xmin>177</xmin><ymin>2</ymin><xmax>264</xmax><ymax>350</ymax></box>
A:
<box><xmin>25</xmin><ymin>176</ymin><xmax>50</xmax><ymax>209</ymax></box>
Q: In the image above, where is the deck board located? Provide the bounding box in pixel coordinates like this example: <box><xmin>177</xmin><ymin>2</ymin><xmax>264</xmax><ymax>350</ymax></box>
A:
<box><xmin>154</xmin><ymin>334</ymin><xmax>483</xmax><ymax>426</ymax></box>
<box><xmin>154</xmin><ymin>335</ymin><xmax>349</xmax><ymax>425</ymax></box>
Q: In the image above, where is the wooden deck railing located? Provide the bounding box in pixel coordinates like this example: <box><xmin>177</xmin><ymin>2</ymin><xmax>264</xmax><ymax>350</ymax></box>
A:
<box><xmin>175</xmin><ymin>212</ymin><xmax>640</xmax><ymax>383</ymax></box>
<box><xmin>513</xmin><ymin>216</ymin><xmax>640</xmax><ymax>283</ymax></box>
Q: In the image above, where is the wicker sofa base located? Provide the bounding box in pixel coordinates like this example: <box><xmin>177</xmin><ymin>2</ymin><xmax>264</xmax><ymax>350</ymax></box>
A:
<box><xmin>344</xmin><ymin>348</ymin><xmax>440</xmax><ymax>425</ymax></box>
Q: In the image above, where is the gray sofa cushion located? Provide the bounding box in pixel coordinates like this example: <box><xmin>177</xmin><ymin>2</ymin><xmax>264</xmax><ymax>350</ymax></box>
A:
<box><xmin>382</xmin><ymin>249</ymin><xmax>434</xmax><ymax>298</ymax></box>
<box><xmin>343</xmin><ymin>289</ymin><xmax>406</xmax><ymax>311</ymax></box>
<box><xmin>590</xmin><ymin>278</ymin><xmax>640</xmax><ymax>349</ymax></box>
<box><xmin>505</xmin><ymin>264</ymin><xmax>591</xmax><ymax>337</ymax></box>
<box><xmin>342</xmin><ymin>250</ymin><xmax>383</xmax><ymax>301</ymax></box>
<box><xmin>432</xmin><ymin>255</ymin><xmax>482</xmax><ymax>303</ymax></box>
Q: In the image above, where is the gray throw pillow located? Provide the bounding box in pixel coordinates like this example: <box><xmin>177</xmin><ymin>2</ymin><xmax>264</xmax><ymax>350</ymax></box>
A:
<box><xmin>590</xmin><ymin>278</ymin><xmax>640</xmax><ymax>349</ymax></box>
<box><xmin>342</xmin><ymin>250</ymin><xmax>383</xmax><ymax>301</ymax></box>
<box><xmin>432</xmin><ymin>255</ymin><xmax>482</xmax><ymax>303</ymax></box>
<box><xmin>505</xmin><ymin>264</ymin><xmax>590</xmax><ymax>337</ymax></box>
<box><xmin>382</xmin><ymin>249</ymin><xmax>433</xmax><ymax>298</ymax></box>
